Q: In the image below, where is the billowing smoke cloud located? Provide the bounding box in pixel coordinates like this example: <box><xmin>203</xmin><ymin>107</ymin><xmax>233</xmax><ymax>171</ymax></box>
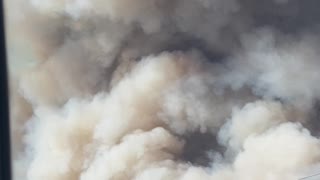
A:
<box><xmin>5</xmin><ymin>0</ymin><xmax>320</xmax><ymax>179</ymax></box>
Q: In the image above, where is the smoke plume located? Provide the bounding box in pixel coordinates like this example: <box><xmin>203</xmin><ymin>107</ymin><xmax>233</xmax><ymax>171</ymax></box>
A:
<box><xmin>5</xmin><ymin>0</ymin><xmax>320</xmax><ymax>179</ymax></box>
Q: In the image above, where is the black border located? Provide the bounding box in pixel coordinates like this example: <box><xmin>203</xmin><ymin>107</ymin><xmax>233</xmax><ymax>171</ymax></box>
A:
<box><xmin>0</xmin><ymin>0</ymin><xmax>11</xmax><ymax>179</ymax></box>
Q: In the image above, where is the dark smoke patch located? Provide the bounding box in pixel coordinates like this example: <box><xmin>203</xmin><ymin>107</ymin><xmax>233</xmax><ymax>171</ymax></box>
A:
<box><xmin>244</xmin><ymin>0</ymin><xmax>320</xmax><ymax>33</ymax></box>
<box><xmin>305</xmin><ymin>101</ymin><xmax>320</xmax><ymax>137</ymax></box>
<box><xmin>178</xmin><ymin>132</ymin><xmax>224</xmax><ymax>167</ymax></box>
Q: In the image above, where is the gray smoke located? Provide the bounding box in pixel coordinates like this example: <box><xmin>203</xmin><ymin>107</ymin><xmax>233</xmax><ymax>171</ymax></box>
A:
<box><xmin>5</xmin><ymin>0</ymin><xmax>320</xmax><ymax>179</ymax></box>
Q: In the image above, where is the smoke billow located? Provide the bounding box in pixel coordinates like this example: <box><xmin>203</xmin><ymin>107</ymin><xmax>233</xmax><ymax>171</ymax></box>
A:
<box><xmin>5</xmin><ymin>0</ymin><xmax>320</xmax><ymax>179</ymax></box>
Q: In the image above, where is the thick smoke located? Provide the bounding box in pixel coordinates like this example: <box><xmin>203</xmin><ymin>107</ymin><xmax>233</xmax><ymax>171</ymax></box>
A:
<box><xmin>5</xmin><ymin>0</ymin><xmax>320</xmax><ymax>180</ymax></box>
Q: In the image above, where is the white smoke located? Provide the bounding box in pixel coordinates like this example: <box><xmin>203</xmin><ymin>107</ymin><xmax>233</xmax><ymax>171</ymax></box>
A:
<box><xmin>5</xmin><ymin>0</ymin><xmax>320</xmax><ymax>180</ymax></box>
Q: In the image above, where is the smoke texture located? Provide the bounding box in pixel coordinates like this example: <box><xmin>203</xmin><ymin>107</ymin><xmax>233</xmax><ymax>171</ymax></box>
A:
<box><xmin>5</xmin><ymin>0</ymin><xmax>320</xmax><ymax>179</ymax></box>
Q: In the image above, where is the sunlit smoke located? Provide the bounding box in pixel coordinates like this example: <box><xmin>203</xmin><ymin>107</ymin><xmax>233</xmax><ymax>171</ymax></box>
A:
<box><xmin>5</xmin><ymin>0</ymin><xmax>320</xmax><ymax>180</ymax></box>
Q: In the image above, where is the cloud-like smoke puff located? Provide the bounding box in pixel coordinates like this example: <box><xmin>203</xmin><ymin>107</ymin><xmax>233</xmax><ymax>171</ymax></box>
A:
<box><xmin>5</xmin><ymin>0</ymin><xmax>320</xmax><ymax>180</ymax></box>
